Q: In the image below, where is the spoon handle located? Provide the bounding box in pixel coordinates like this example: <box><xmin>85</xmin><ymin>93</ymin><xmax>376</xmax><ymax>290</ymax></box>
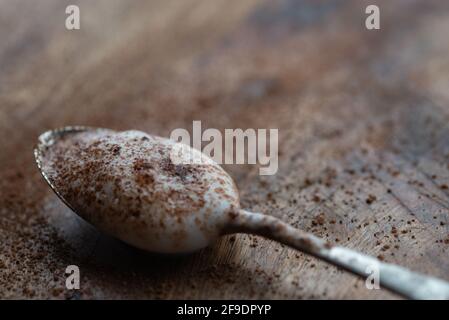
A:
<box><xmin>226</xmin><ymin>210</ymin><xmax>449</xmax><ymax>300</ymax></box>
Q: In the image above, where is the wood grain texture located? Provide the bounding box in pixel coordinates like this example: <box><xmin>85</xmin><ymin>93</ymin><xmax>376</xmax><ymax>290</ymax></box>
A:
<box><xmin>1</xmin><ymin>0</ymin><xmax>449</xmax><ymax>299</ymax></box>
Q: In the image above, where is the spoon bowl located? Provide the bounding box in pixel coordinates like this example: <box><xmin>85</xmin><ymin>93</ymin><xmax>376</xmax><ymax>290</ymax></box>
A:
<box><xmin>35</xmin><ymin>126</ymin><xmax>240</xmax><ymax>253</ymax></box>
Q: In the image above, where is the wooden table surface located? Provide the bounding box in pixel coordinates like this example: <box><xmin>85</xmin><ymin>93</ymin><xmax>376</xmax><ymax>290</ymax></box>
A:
<box><xmin>1</xmin><ymin>0</ymin><xmax>449</xmax><ymax>299</ymax></box>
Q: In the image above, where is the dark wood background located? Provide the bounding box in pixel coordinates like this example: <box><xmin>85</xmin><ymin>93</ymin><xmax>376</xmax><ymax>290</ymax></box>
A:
<box><xmin>1</xmin><ymin>0</ymin><xmax>449</xmax><ymax>299</ymax></box>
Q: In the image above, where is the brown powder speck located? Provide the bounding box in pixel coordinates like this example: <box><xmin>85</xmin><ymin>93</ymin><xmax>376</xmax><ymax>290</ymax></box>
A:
<box><xmin>133</xmin><ymin>158</ymin><xmax>153</xmax><ymax>171</ymax></box>
<box><xmin>228</xmin><ymin>211</ymin><xmax>238</xmax><ymax>220</ymax></box>
<box><xmin>161</xmin><ymin>157</ymin><xmax>199</xmax><ymax>183</ymax></box>
<box><xmin>304</xmin><ymin>178</ymin><xmax>312</xmax><ymax>187</ymax></box>
<box><xmin>365</xmin><ymin>194</ymin><xmax>377</xmax><ymax>205</ymax></box>
<box><xmin>311</xmin><ymin>213</ymin><xmax>325</xmax><ymax>227</ymax></box>
<box><xmin>110</xmin><ymin>144</ymin><xmax>121</xmax><ymax>155</ymax></box>
<box><xmin>52</xmin><ymin>287</ymin><xmax>63</xmax><ymax>297</ymax></box>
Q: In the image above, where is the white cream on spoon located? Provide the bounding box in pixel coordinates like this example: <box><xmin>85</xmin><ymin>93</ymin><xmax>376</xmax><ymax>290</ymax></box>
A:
<box><xmin>34</xmin><ymin>126</ymin><xmax>449</xmax><ymax>299</ymax></box>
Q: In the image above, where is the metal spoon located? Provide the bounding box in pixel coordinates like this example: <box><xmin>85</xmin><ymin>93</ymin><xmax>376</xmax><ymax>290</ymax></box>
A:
<box><xmin>34</xmin><ymin>126</ymin><xmax>449</xmax><ymax>299</ymax></box>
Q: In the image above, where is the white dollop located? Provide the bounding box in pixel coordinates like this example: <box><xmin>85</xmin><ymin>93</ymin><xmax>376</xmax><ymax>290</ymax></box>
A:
<box><xmin>39</xmin><ymin>129</ymin><xmax>241</xmax><ymax>253</ymax></box>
